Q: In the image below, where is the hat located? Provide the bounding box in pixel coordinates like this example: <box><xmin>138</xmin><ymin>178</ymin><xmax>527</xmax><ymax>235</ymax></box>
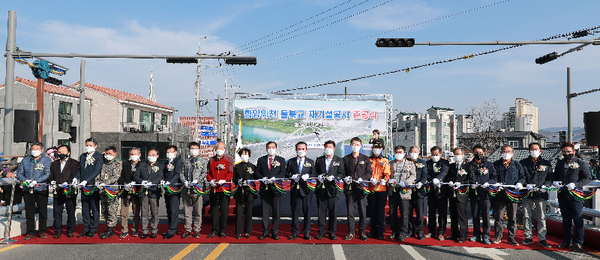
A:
<box><xmin>372</xmin><ymin>143</ymin><xmax>384</xmax><ymax>149</ymax></box>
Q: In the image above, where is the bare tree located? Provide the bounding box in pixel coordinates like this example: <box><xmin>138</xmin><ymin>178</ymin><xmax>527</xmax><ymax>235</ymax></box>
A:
<box><xmin>459</xmin><ymin>99</ymin><xmax>505</xmax><ymax>151</ymax></box>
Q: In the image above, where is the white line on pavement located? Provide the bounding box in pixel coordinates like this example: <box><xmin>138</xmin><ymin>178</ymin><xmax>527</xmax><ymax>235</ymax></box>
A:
<box><xmin>463</xmin><ymin>247</ymin><xmax>508</xmax><ymax>260</ymax></box>
<box><xmin>401</xmin><ymin>245</ymin><xmax>426</xmax><ymax>260</ymax></box>
<box><xmin>332</xmin><ymin>244</ymin><xmax>347</xmax><ymax>260</ymax></box>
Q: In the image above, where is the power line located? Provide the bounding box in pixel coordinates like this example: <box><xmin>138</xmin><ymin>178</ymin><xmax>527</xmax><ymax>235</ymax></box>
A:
<box><xmin>213</xmin><ymin>0</ymin><xmax>301</xmax><ymax>35</ymax></box>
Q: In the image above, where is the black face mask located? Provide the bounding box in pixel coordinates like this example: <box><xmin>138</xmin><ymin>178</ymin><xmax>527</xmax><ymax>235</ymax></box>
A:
<box><xmin>563</xmin><ymin>153</ymin><xmax>574</xmax><ymax>160</ymax></box>
<box><xmin>474</xmin><ymin>153</ymin><xmax>484</xmax><ymax>160</ymax></box>
<box><xmin>57</xmin><ymin>153</ymin><xmax>69</xmax><ymax>160</ymax></box>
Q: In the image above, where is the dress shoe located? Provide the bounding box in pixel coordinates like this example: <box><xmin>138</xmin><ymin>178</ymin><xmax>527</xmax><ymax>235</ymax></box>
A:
<box><xmin>164</xmin><ymin>233</ymin><xmax>175</xmax><ymax>239</ymax></box>
<box><xmin>359</xmin><ymin>233</ymin><xmax>368</xmax><ymax>241</ymax></box>
<box><xmin>119</xmin><ymin>232</ymin><xmax>128</xmax><ymax>239</ymax></box>
<box><xmin>131</xmin><ymin>231</ymin><xmax>139</xmax><ymax>237</ymax></box>
<box><xmin>492</xmin><ymin>237</ymin><xmax>501</xmax><ymax>244</ymax></box>
<box><xmin>572</xmin><ymin>244</ymin><xmax>583</xmax><ymax>252</ymax></box>
<box><xmin>150</xmin><ymin>233</ymin><xmax>157</xmax><ymax>239</ymax></box>
<box><xmin>101</xmin><ymin>229</ymin><xmax>114</xmax><ymax>239</ymax></box>
<box><xmin>417</xmin><ymin>235</ymin><xmax>425</xmax><ymax>240</ymax></box>
<box><xmin>397</xmin><ymin>234</ymin><xmax>406</xmax><ymax>241</ymax></box>
<box><xmin>237</xmin><ymin>234</ymin><xmax>242</xmax><ymax>239</ymax></box>
<box><xmin>557</xmin><ymin>242</ymin><xmax>572</xmax><ymax>249</ymax></box>
<box><xmin>437</xmin><ymin>234</ymin><xmax>444</xmax><ymax>241</ymax></box>
<box><xmin>303</xmin><ymin>234</ymin><xmax>312</xmax><ymax>240</ymax></box>
<box><xmin>329</xmin><ymin>234</ymin><xmax>337</xmax><ymax>240</ymax></box>
<box><xmin>219</xmin><ymin>233</ymin><xmax>226</xmax><ymax>238</ymax></box>
<box><xmin>316</xmin><ymin>233</ymin><xmax>325</xmax><ymax>240</ymax></box>
<box><xmin>53</xmin><ymin>233</ymin><xmax>62</xmax><ymax>239</ymax></box>
<box><xmin>344</xmin><ymin>234</ymin><xmax>354</xmax><ymax>240</ymax></box>
<box><xmin>446</xmin><ymin>235</ymin><xmax>458</xmax><ymax>241</ymax></box>
<box><xmin>367</xmin><ymin>232</ymin><xmax>377</xmax><ymax>238</ymax></box>
<box><xmin>539</xmin><ymin>240</ymin><xmax>551</xmax><ymax>248</ymax></box>
<box><xmin>207</xmin><ymin>232</ymin><xmax>217</xmax><ymax>238</ymax></box>
<box><xmin>182</xmin><ymin>232</ymin><xmax>191</xmax><ymax>239</ymax></box>
<box><xmin>87</xmin><ymin>232</ymin><xmax>96</xmax><ymax>238</ymax></box>
<box><xmin>377</xmin><ymin>234</ymin><xmax>384</xmax><ymax>240</ymax></box>
<box><xmin>259</xmin><ymin>233</ymin><xmax>268</xmax><ymax>240</ymax></box>
<box><xmin>507</xmin><ymin>238</ymin><xmax>519</xmax><ymax>246</ymax></box>
<box><xmin>424</xmin><ymin>233</ymin><xmax>432</xmax><ymax>238</ymax></box>
<box><xmin>24</xmin><ymin>233</ymin><xmax>35</xmax><ymax>240</ymax></box>
<box><xmin>456</xmin><ymin>238</ymin><xmax>466</xmax><ymax>243</ymax></box>
<box><xmin>288</xmin><ymin>233</ymin><xmax>298</xmax><ymax>240</ymax></box>
<box><xmin>389</xmin><ymin>232</ymin><xmax>397</xmax><ymax>239</ymax></box>
<box><xmin>67</xmin><ymin>232</ymin><xmax>74</xmax><ymax>238</ymax></box>
<box><xmin>38</xmin><ymin>233</ymin><xmax>47</xmax><ymax>239</ymax></box>
<box><xmin>194</xmin><ymin>233</ymin><xmax>201</xmax><ymax>238</ymax></box>
<box><xmin>522</xmin><ymin>238</ymin><xmax>533</xmax><ymax>245</ymax></box>
<box><xmin>77</xmin><ymin>232</ymin><xmax>89</xmax><ymax>238</ymax></box>
<box><xmin>140</xmin><ymin>233</ymin><xmax>148</xmax><ymax>239</ymax></box>
<box><xmin>272</xmin><ymin>233</ymin><xmax>279</xmax><ymax>240</ymax></box>
<box><xmin>244</xmin><ymin>233</ymin><xmax>250</xmax><ymax>238</ymax></box>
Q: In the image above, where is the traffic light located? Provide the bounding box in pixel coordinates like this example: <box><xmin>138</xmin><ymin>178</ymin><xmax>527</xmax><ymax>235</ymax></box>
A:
<box><xmin>535</xmin><ymin>52</ymin><xmax>558</xmax><ymax>64</ymax></box>
<box><xmin>166</xmin><ymin>57</ymin><xmax>198</xmax><ymax>64</ymax></box>
<box><xmin>375</xmin><ymin>38</ymin><xmax>415</xmax><ymax>47</ymax></box>
<box><xmin>572</xmin><ymin>31</ymin><xmax>589</xmax><ymax>38</ymax></box>
<box><xmin>68</xmin><ymin>126</ymin><xmax>77</xmax><ymax>143</ymax></box>
<box><xmin>45</xmin><ymin>77</ymin><xmax>63</xmax><ymax>86</ymax></box>
<box><xmin>224</xmin><ymin>57</ymin><xmax>257</xmax><ymax>65</ymax></box>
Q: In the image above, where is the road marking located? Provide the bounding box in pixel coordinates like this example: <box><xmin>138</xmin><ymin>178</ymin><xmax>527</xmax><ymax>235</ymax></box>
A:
<box><xmin>463</xmin><ymin>247</ymin><xmax>508</xmax><ymax>260</ymax></box>
<box><xmin>332</xmin><ymin>244</ymin><xmax>346</xmax><ymax>260</ymax></box>
<box><xmin>401</xmin><ymin>245</ymin><xmax>426</xmax><ymax>260</ymax></box>
<box><xmin>170</xmin><ymin>243</ymin><xmax>199</xmax><ymax>260</ymax></box>
<box><xmin>0</xmin><ymin>244</ymin><xmax>23</xmax><ymax>253</ymax></box>
<box><xmin>204</xmin><ymin>243</ymin><xmax>229</xmax><ymax>260</ymax></box>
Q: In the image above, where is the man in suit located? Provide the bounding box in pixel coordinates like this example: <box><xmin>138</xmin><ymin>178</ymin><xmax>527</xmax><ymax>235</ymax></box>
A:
<box><xmin>207</xmin><ymin>142</ymin><xmax>233</xmax><ymax>238</ymax></box>
<box><xmin>98</xmin><ymin>146</ymin><xmax>122</xmax><ymax>239</ymax></box>
<box><xmin>76</xmin><ymin>137</ymin><xmax>104</xmax><ymax>238</ymax></box>
<box><xmin>407</xmin><ymin>146</ymin><xmax>428</xmax><ymax>240</ymax></box>
<box><xmin>492</xmin><ymin>145</ymin><xmax>525</xmax><ymax>246</ymax></box>
<box><xmin>343</xmin><ymin>137</ymin><xmax>373</xmax><ymax>241</ymax></box>
<box><xmin>447</xmin><ymin>147</ymin><xmax>474</xmax><ymax>243</ymax></box>
<box><xmin>367</xmin><ymin>143</ymin><xmax>391</xmax><ymax>240</ymax></box>
<box><xmin>426</xmin><ymin>146</ymin><xmax>450</xmax><ymax>241</ymax></box>
<box><xmin>133</xmin><ymin>148</ymin><xmax>164</xmax><ymax>239</ymax></box>
<box><xmin>255</xmin><ymin>141</ymin><xmax>287</xmax><ymax>240</ymax></box>
<box><xmin>49</xmin><ymin>145</ymin><xmax>79</xmax><ymax>239</ymax></box>
<box><xmin>119</xmin><ymin>147</ymin><xmax>142</xmax><ymax>238</ymax></box>
<box><xmin>286</xmin><ymin>141</ymin><xmax>317</xmax><ymax>240</ymax></box>
<box><xmin>555</xmin><ymin>142</ymin><xmax>592</xmax><ymax>252</ymax></box>
<box><xmin>180</xmin><ymin>142</ymin><xmax>208</xmax><ymax>238</ymax></box>
<box><xmin>520</xmin><ymin>142</ymin><xmax>553</xmax><ymax>248</ymax></box>
<box><xmin>387</xmin><ymin>145</ymin><xmax>416</xmax><ymax>241</ymax></box>
<box><xmin>315</xmin><ymin>140</ymin><xmax>345</xmax><ymax>240</ymax></box>
<box><xmin>469</xmin><ymin>144</ymin><xmax>496</xmax><ymax>245</ymax></box>
<box><xmin>162</xmin><ymin>145</ymin><xmax>183</xmax><ymax>239</ymax></box>
<box><xmin>14</xmin><ymin>141</ymin><xmax>52</xmax><ymax>240</ymax></box>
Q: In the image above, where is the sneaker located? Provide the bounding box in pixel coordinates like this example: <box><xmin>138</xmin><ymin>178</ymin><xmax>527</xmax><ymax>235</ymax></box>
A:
<box><xmin>557</xmin><ymin>242</ymin><xmax>572</xmax><ymax>249</ymax></box>
<box><xmin>522</xmin><ymin>238</ymin><xmax>533</xmax><ymax>245</ymax></box>
<box><xmin>469</xmin><ymin>236</ymin><xmax>480</xmax><ymax>242</ymax></box>
<box><xmin>572</xmin><ymin>244</ymin><xmax>583</xmax><ymax>252</ymax></box>
<box><xmin>492</xmin><ymin>237</ymin><xmax>501</xmax><ymax>244</ymax></box>
<box><xmin>119</xmin><ymin>232</ymin><xmax>129</xmax><ymax>239</ymax></box>
<box><xmin>482</xmin><ymin>238</ymin><xmax>491</xmax><ymax>245</ymax></box>
<box><xmin>507</xmin><ymin>238</ymin><xmax>519</xmax><ymax>246</ymax></box>
<box><xmin>538</xmin><ymin>240</ymin><xmax>551</xmax><ymax>248</ymax></box>
<box><xmin>131</xmin><ymin>230</ymin><xmax>138</xmax><ymax>237</ymax></box>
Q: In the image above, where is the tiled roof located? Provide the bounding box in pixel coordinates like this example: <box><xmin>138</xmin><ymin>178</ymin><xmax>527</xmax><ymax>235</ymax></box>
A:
<box><xmin>0</xmin><ymin>77</ymin><xmax>92</xmax><ymax>100</ymax></box>
<box><xmin>488</xmin><ymin>147</ymin><xmax>562</xmax><ymax>169</ymax></box>
<box><xmin>75</xmin><ymin>81</ymin><xmax>172</xmax><ymax>110</ymax></box>
<box><xmin>459</xmin><ymin>131</ymin><xmax>547</xmax><ymax>139</ymax></box>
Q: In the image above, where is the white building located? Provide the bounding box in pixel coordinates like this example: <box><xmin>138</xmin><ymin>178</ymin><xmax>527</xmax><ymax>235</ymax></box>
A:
<box><xmin>500</xmin><ymin>98</ymin><xmax>539</xmax><ymax>133</ymax></box>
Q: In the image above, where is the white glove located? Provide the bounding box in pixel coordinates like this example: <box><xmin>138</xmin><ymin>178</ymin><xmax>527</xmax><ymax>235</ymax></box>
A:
<box><xmin>72</xmin><ymin>178</ymin><xmax>78</xmax><ymax>184</ymax></box>
<box><xmin>493</xmin><ymin>183</ymin><xmax>501</xmax><ymax>188</ymax></box>
<box><xmin>540</xmin><ymin>185</ymin><xmax>548</xmax><ymax>193</ymax></box>
<box><xmin>141</xmin><ymin>180</ymin><xmax>148</xmax><ymax>186</ymax></box>
<box><xmin>291</xmin><ymin>174</ymin><xmax>299</xmax><ymax>181</ymax></box>
<box><xmin>470</xmin><ymin>184</ymin><xmax>477</xmax><ymax>189</ymax></box>
<box><xmin>165</xmin><ymin>181</ymin><xmax>171</xmax><ymax>186</ymax></box>
<box><xmin>29</xmin><ymin>180</ymin><xmax>37</xmax><ymax>188</ymax></box>
<box><xmin>125</xmin><ymin>184</ymin><xmax>132</xmax><ymax>191</ymax></box>
<box><xmin>79</xmin><ymin>180</ymin><xmax>88</xmax><ymax>186</ymax></box>
<box><xmin>99</xmin><ymin>183</ymin><xmax>106</xmax><ymax>187</ymax></box>
<box><xmin>370</xmin><ymin>177</ymin><xmax>377</xmax><ymax>183</ymax></box>
<box><xmin>301</xmin><ymin>174</ymin><xmax>309</xmax><ymax>181</ymax></box>
<box><xmin>270</xmin><ymin>177</ymin><xmax>276</xmax><ymax>184</ymax></box>
<box><xmin>515</xmin><ymin>183</ymin><xmax>523</xmax><ymax>191</ymax></box>
<box><xmin>567</xmin><ymin>182</ymin><xmax>576</xmax><ymax>190</ymax></box>
<box><xmin>130</xmin><ymin>181</ymin><xmax>136</xmax><ymax>186</ymax></box>
<box><xmin>454</xmin><ymin>182</ymin><xmax>461</xmax><ymax>188</ymax></box>
<box><xmin>210</xmin><ymin>180</ymin><xmax>216</xmax><ymax>187</ymax></box>
<box><xmin>416</xmin><ymin>182</ymin><xmax>423</xmax><ymax>189</ymax></box>
<box><xmin>218</xmin><ymin>180</ymin><xmax>226</xmax><ymax>185</ymax></box>
<box><xmin>357</xmin><ymin>178</ymin><xmax>363</xmax><ymax>182</ymax></box>
<box><xmin>526</xmin><ymin>184</ymin><xmax>535</xmax><ymax>189</ymax></box>
<box><xmin>482</xmin><ymin>182</ymin><xmax>489</xmax><ymax>188</ymax></box>
<box><xmin>399</xmin><ymin>181</ymin><xmax>406</xmax><ymax>187</ymax></box>
<box><xmin>262</xmin><ymin>177</ymin><xmax>268</xmax><ymax>184</ymax></box>
<box><xmin>50</xmin><ymin>180</ymin><xmax>56</xmax><ymax>185</ymax></box>
<box><xmin>327</xmin><ymin>175</ymin><xmax>334</xmax><ymax>182</ymax></box>
<box><xmin>192</xmin><ymin>180</ymin><xmax>198</xmax><ymax>184</ymax></box>
<box><xmin>553</xmin><ymin>181</ymin><xmax>562</xmax><ymax>189</ymax></box>
<box><xmin>448</xmin><ymin>181</ymin><xmax>454</xmax><ymax>187</ymax></box>
<box><xmin>318</xmin><ymin>175</ymin><xmax>324</xmax><ymax>182</ymax></box>
<box><xmin>185</xmin><ymin>181</ymin><xmax>190</xmax><ymax>188</ymax></box>
<box><xmin>388</xmin><ymin>179</ymin><xmax>396</xmax><ymax>184</ymax></box>
<box><xmin>380</xmin><ymin>179</ymin><xmax>386</xmax><ymax>186</ymax></box>
<box><xmin>343</xmin><ymin>176</ymin><xmax>351</xmax><ymax>183</ymax></box>
<box><xmin>145</xmin><ymin>182</ymin><xmax>153</xmax><ymax>189</ymax></box>
<box><xmin>62</xmin><ymin>182</ymin><xmax>68</xmax><ymax>186</ymax></box>
<box><xmin>432</xmin><ymin>178</ymin><xmax>440</xmax><ymax>185</ymax></box>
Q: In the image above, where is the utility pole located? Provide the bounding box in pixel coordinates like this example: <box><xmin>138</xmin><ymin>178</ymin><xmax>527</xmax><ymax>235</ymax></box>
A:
<box><xmin>193</xmin><ymin>39</ymin><xmax>203</xmax><ymax>142</ymax></box>
<box><xmin>3</xmin><ymin>11</ymin><xmax>16</xmax><ymax>157</ymax></box>
<box><xmin>79</xmin><ymin>60</ymin><xmax>86</xmax><ymax>155</ymax></box>
<box><xmin>567</xmin><ymin>67</ymin><xmax>573</xmax><ymax>143</ymax></box>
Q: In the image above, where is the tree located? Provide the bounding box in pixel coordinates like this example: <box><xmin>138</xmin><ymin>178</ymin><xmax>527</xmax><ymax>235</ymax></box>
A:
<box><xmin>459</xmin><ymin>99</ymin><xmax>505</xmax><ymax>152</ymax></box>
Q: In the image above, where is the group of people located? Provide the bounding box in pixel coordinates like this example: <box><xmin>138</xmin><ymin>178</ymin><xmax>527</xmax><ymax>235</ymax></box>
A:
<box><xmin>10</xmin><ymin>135</ymin><xmax>592</xmax><ymax>252</ymax></box>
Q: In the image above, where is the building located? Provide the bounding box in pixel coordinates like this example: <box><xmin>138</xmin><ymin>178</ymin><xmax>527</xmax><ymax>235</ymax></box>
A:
<box><xmin>0</xmin><ymin>77</ymin><xmax>92</xmax><ymax>156</ymax></box>
<box><xmin>178</xmin><ymin>116</ymin><xmax>216</xmax><ymax>158</ymax></box>
<box><xmin>458</xmin><ymin>131</ymin><xmax>547</xmax><ymax>151</ymax></box>
<box><xmin>500</xmin><ymin>98</ymin><xmax>539</xmax><ymax>133</ymax></box>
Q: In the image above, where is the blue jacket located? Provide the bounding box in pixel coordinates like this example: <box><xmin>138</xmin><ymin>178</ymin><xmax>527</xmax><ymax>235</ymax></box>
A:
<box><xmin>16</xmin><ymin>155</ymin><xmax>52</xmax><ymax>192</ymax></box>
<box><xmin>555</xmin><ymin>157</ymin><xmax>592</xmax><ymax>202</ymax></box>
<box><xmin>76</xmin><ymin>151</ymin><xmax>104</xmax><ymax>186</ymax></box>
<box><xmin>520</xmin><ymin>156</ymin><xmax>553</xmax><ymax>200</ymax></box>
<box><xmin>469</xmin><ymin>159</ymin><xmax>496</xmax><ymax>200</ymax></box>
<box><xmin>493</xmin><ymin>159</ymin><xmax>526</xmax><ymax>202</ymax></box>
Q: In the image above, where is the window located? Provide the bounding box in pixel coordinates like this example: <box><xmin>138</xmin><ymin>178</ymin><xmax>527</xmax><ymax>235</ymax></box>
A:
<box><xmin>403</xmin><ymin>135</ymin><xmax>408</xmax><ymax>140</ymax></box>
<box><xmin>443</xmin><ymin>135</ymin><xmax>447</xmax><ymax>139</ymax></box>
<box><xmin>161</xmin><ymin>114</ymin><xmax>168</xmax><ymax>126</ymax></box>
<box><xmin>58</xmin><ymin>102</ymin><xmax>73</xmax><ymax>132</ymax></box>
<box><xmin>127</xmin><ymin>108</ymin><xmax>134</xmax><ymax>123</ymax></box>
<box><xmin>140</xmin><ymin>111</ymin><xmax>155</xmax><ymax>132</ymax></box>
<box><xmin>431</xmin><ymin>135</ymin><xmax>435</xmax><ymax>140</ymax></box>
<box><xmin>430</xmin><ymin>122</ymin><xmax>435</xmax><ymax>127</ymax></box>
<box><xmin>508</xmin><ymin>140</ymin><xmax>519</xmax><ymax>148</ymax></box>
<box><xmin>406</xmin><ymin>123</ymin><xmax>411</xmax><ymax>129</ymax></box>
<box><xmin>58</xmin><ymin>139</ymin><xmax>70</xmax><ymax>146</ymax></box>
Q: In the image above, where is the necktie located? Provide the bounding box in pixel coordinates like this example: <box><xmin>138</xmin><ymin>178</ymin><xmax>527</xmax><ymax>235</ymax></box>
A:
<box><xmin>269</xmin><ymin>157</ymin><xmax>273</xmax><ymax>171</ymax></box>
<box><xmin>298</xmin><ymin>158</ymin><xmax>302</xmax><ymax>173</ymax></box>
<box><xmin>326</xmin><ymin>158</ymin><xmax>331</xmax><ymax>173</ymax></box>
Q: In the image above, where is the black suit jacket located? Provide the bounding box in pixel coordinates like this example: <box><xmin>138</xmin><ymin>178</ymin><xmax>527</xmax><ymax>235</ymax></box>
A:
<box><xmin>286</xmin><ymin>156</ymin><xmax>317</xmax><ymax>197</ymax></box>
<box><xmin>448</xmin><ymin>161</ymin><xmax>475</xmax><ymax>202</ymax></box>
<box><xmin>555</xmin><ymin>157</ymin><xmax>592</xmax><ymax>202</ymax></box>
<box><xmin>76</xmin><ymin>151</ymin><xmax>104</xmax><ymax>185</ymax></box>
<box><xmin>255</xmin><ymin>155</ymin><xmax>287</xmax><ymax>197</ymax></box>
<box><xmin>133</xmin><ymin>161</ymin><xmax>165</xmax><ymax>198</ymax></box>
<box><xmin>315</xmin><ymin>155</ymin><xmax>345</xmax><ymax>198</ymax></box>
<box><xmin>119</xmin><ymin>160</ymin><xmax>141</xmax><ymax>185</ymax></box>
<box><xmin>233</xmin><ymin>162</ymin><xmax>258</xmax><ymax>201</ymax></box>
<box><xmin>342</xmin><ymin>153</ymin><xmax>373</xmax><ymax>196</ymax></box>
<box><xmin>427</xmin><ymin>159</ymin><xmax>450</xmax><ymax>198</ymax></box>
<box><xmin>163</xmin><ymin>157</ymin><xmax>183</xmax><ymax>184</ymax></box>
<box><xmin>410</xmin><ymin>159</ymin><xmax>429</xmax><ymax>199</ymax></box>
<box><xmin>49</xmin><ymin>158</ymin><xmax>79</xmax><ymax>198</ymax></box>
<box><xmin>520</xmin><ymin>156</ymin><xmax>553</xmax><ymax>200</ymax></box>
<box><xmin>492</xmin><ymin>159</ymin><xmax>526</xmax><ymax>202</ymax></box>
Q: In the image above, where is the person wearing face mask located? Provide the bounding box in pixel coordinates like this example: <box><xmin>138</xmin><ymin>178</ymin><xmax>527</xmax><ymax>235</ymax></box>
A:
<box><xmin>162</xmin><ymin>145</ymin><xmax>183</xmax><ymax>239</ymax></box>
<box><xmin>286</xmin><ymin>141</ymin><xmax>317</xmax><ymax>240</ymax></box>
<box><xmin>206</xmin><ymin>141</ymin><xmax>233</xmax><ymax>238</ymax></box>
<box><xmin>555</xmin><ymin>142</ymin><xmax>592</xmax><ymax>252</ymax></box>
<box><xmin>406</xmin><ymin>146</ymin><xmax>429</xmax><ymax>240</ymax></box>
<box><xmin>14</xmin><ymin>141</ymin><xmax>52</xmax><ymax>240</ymax></box>
<box><xmin>425</xmin><ymin>146</ymin><xmax>450</xmax><ymax>241</ymax></box>
<box><xmin>133</xmin><ymin>148</ymin><xmax>164</xmax><ymax>239</ymax></box>
<box><xmin>233</xmin><ymin>147</ymin><xmax>257</xmax><ymax>239</ymax></box>
<box><xmin>491</xmin><ymin>145</ymin><xmax>525</xmax><ymax>246</ymax></box>
<box><xmin>468</xmin><ymin>145</ymin><xmax>496</xmax><ymax>245</ymax></box>
<box><xmin>369</xmin><ymin>129</ymin><xmax>384</xmax><ymax>147</ymax></box>
<box><xmin>49</xmin><ymin>145</ymin><xmax>79</xmax><ymax>239</ymax></box>
<box><xmin>314</xmin><ymin>140</ymin><xmax>345</xmax><ymax>240</ymax></box>
<box><xmin>76</xmin><ymin>137</ymin><xmax>104</xmax><ymax>238</ymax></box>
<box><xmin>366</xmin><ymin>143</ymin><xmax>390</xmax><ymax>240</ymax></box>
<box><xmin>97</xmin><ymin>146</ymin><xmax>122</xmax><ymax>239</ymax></box>
<box><xmin>255</xmin><ymin>141</ymin><xmax>287</xmax><ymax>240</ymax></box>
<box><xmin>180</xmin><ymin>142</ymin><xmax>208</xmax><ymax>239</ymax></box>
<box><xmin>118</xmin><ymin>147</ymin><xmax>142</xmax><ymax>239</ymax></box>
<box><xmin>446</xmin><ymin>148</ymin><xmax>475</xmax><ymax>243</ymax></box>
<box><xmin>387</xmin><ymin>145</ymin><xmax>415</xmax><ymax>241</ymax></box>
<box><xmin>342</xmin><ymin>137</ymin><xmax>373</xmax><ymax>241</ymax></box>
<box><xmin>519</xmin><ymin>142</ymin><xmax>553</xmax><ymax>248</ymax></box>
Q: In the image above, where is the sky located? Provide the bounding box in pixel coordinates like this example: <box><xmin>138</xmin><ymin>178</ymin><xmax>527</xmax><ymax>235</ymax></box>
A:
<box><xmin>2</xmin><ymin>0</ymin><xmax>600</xmax><ymax>132</ymax></box>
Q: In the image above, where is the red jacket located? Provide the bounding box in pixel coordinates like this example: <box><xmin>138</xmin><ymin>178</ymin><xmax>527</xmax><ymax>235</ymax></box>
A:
<box><xmin>207</xmin><ymin>155</ymin><xmax>233</xmax><ymax>193</ymax></box>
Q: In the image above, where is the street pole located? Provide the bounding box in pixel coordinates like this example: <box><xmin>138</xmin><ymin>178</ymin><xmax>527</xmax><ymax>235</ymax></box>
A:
<box><xmin>567</xmin><ymin>67</ymin><xmax>573</xmax><ymax>143</ymax></box>
<box><xmin>3</xmin><ymin>11</ymin><xmax>16</xmax><ymax>158</ymax></box>
<box><xmin>79</xmin><ymin>60</ymin><xmax>85</xmax><ymax>155</ymax></box>
<box><xmin>216</xmin><ymin>95</ymin><xmax>221</xmax><ymax>141</ymax></box>
<box><xmin>36</xmin><ymin>78</ymin><xmax>44</xmax><ymax>143</ymax></box>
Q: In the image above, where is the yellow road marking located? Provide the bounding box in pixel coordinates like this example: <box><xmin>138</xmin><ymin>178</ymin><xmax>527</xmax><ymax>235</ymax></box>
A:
<box><xmin>170</xmin><ymin>243</ymin><xmax>200</xmax><ymax>260</ymax></box>
<box><xmin>0</xmin><ymin>244</ymin><xmax>23</xmax><ymax>253</ymax></box>
<box><xmin>204</xmin><ymin>243</ymin><xmax>229</xmax><ymax>260</ymax></box>
<box><xmin>590</xmin><ymin>251</ymin><xmax>600</xmax><ymax>257</ymax></box>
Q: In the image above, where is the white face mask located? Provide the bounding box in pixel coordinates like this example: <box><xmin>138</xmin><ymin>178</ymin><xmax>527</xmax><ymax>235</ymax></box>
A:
<box><xmin>501</xmin><ymin>153</ymin><xmax>512</xmax><ymax>160</ymax></box>
<box><xmin>530</xmin><ymin>150</ymin><xmax>540</xmax><ymax>158</ymax></box>
<box><xmin>297</xmin><ymin>150</ymin><xmax>306</xmax><ymax>158</ymax></box>
<box><xmin>85</xmin><ymin>146</ymin><xmax>95</xmax><ymax>153</ymax></box>
<box><xmin>395</xmin><ymin>153</ymin><xmax>404</xmax><ymax>160</ymax></box>
<box><xmin>241</xmin><ymin>154</ymin><xmax>249</xmax><ymax>163</ymax></box>
<box><xmin>189</xmin><ymin>149</ymin><xmax>200</xmax><ymax>156</ymax></box>
<box><xmin>166</xmin><ymin>152</ymin><xmax>176</xmax><ymax>160</ymax></box>
<box><xmin>324</xmin><ymin>148</ymin><xmax>334</xmax><ymax>156</ymax></box>
<box><xmin>372</xmin><ymin>148</ymin><xmax>382</xmax><ymax>156</ymax></box>
<box><xmin>431</xmin><ymin>155</ymin><xmax>440</xmax><ymax>162</ymax></box>
<box><xmin>104</xmin><ymin>154</ymin><xmax>114</xmax><ymax>161</ymax></box>
<box><xmin>129</xmin><ymin>155</ymin><xmax>140</xmax><ymax>162</ymax></box>
<box><xmin>148</xmin><ymin>156</ymin><xmax>158</xmax><ymax>163</ymax></box>
<box><xmin>31</xmin><ymin>150</ymin><xmax>42</xmax><ymax>157</ymax></box>
<box><xmin>267</xmin><ymin>148</ymin><xmax>277</xmax><ymax>156</ymax></box>
<box><xmin>409</xmin><ymin>153</ymin><xmax>419</xmax><ymax>160</ymax></box>
<box><xmin>351</xmin><ymin>145</ymin><xmax>361</xmax><ymax>153</ymax></box>
<box><xmin>215</xmin><ymin>150</ymin><xmax>225</xmax><ymax>157</ymax></box>
<box><xmin>454</xmin><ymin>155</ymin><xmax>464</xmax><ymax>162</ymax></box>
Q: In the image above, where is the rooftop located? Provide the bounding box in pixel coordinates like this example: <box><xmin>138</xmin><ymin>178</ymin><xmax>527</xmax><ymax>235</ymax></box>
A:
<box><xmin>74</xmin><ymin>81</ymin><xmax>172</xmax><ymax>110</ymax></box>
<box><xmin>0</xmin><ymin>77</ymin><xmax>92</xmax><ymax>100</ymax></box>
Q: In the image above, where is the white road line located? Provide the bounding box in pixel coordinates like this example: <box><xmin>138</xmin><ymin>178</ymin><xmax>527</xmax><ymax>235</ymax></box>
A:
<box><xmin>401</xmin><ymin>245</ymin><xmax>426</xmax><ymax>260</ymax></box>
<box><xmin>332</xmin><ymin>244</ymin><xmax>347</xmax><ymax>260</ymax></box>
<box><xmin>463</xmin><ymin>247</ymin><xmax>508</xmax><ymax>260</ymax></box>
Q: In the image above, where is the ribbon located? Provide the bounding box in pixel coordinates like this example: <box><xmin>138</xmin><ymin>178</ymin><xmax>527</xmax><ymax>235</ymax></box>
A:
<box><xmin>488</xmin><ymin>186</ymin><xmax>501</xmax><ymax>197</ymax></box>
<box><xmin>81</xmin><ymin>186</ymin><xmax>96</xmax><ymax>195</ymax></box>
<box><xmin>569</xmin><ymin>188</ymin><xmax>598</xmax><ymax>200</ymax></box>
<box><xmin>192</xmin><ymin>183</ymin><xmax>209</xmax><ymax>196</ymax></box>
<box><xmin>504</xmin><ymin>188</ymin><xmax>531</xmax><ymax>203</ymax></box>
<box><xmin>334</xmin><ymin>179</ymin><xmax>344</xmax><ymax>192</ymax></box>
<box><xmin>272</xmin><ymin>180</ymin><xmax>290</xmax><ymax>194</ymax></box>
<box><xmin>164</xmin><ymin>184</ymin><xmax>183</xmax><ymax>195</ymax></box>
<box><xmin>457</xmin><ymin>186</ymin><xmax>469</xmax><ymax>196</ymax></box>
<box><xmin>306</xmin><ymin>179</ymin><xmax>318</xmax><ymax>191</ymax></box>
<box><xmin>130</xmin><ymin>185</ymin><xmax>143</xmax><ymax>195</ymax></box>
<box><xmin>423</xmin><ymin>182</ymin><xmax>432</xmax><ymax>194</ymax></box>
<box><xmin>360</xmin><ymin>181</ymin><xmax>374</xmax><ymax>195</ymax></box>
<box><xmin>222</xmin><ymin>183</ymin><xmax>233</xmax><ymax>196</ymax></box>
<box><xmin>400</xmin><ymin>186</ymin><xmax>410</xmax><ymax>194</ymax></box>
<box><xmin>248</xmin><ymin>181</ymin><xmax>259</xmax><ymax>195</ymax></box>
<box><xmin>104</xmin><ymin>186</ymin><xmax>123</xmax><ymax>199</ymax></box>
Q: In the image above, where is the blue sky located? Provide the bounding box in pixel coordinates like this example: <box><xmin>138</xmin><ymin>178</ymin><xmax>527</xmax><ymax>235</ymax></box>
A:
<box><xmin>2</xmin><ymin>0</ymin><xmax>600</xmax><ymax>131</ymax></box>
